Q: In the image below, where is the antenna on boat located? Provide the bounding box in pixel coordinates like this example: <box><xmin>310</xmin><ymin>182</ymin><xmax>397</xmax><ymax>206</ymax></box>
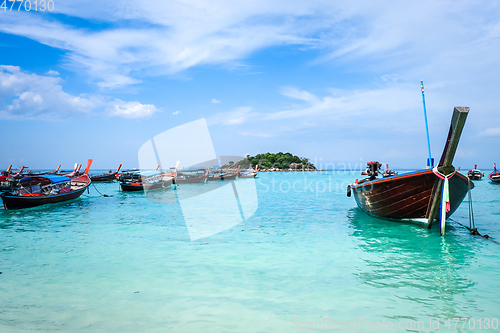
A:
<box><xmin>421</xmin><ymin>80</ymin><xmax>433</xmax><ymax>168</ymax></box>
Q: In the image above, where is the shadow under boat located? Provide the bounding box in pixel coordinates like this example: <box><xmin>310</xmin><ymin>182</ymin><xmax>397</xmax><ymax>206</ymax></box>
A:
<box><xmin>347</xmin><ymin>107</ymin><xmax>473</xmax><ymax>235</ymax></box>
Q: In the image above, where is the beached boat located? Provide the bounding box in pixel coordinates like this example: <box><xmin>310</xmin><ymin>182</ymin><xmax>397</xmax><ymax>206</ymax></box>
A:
<box><xmin>467</xmin><ymin>165</ymin><xmax>484</xmax><ymax>180</ymax></box>
<box><xmin>119</xmin><ymin>170</ymin><xmax>173</xmax><ymax>191</ymax></box>
<box><xmin>175</xmin><ymin>169</ymin><xmax>208</xmax><ymax>184</ymax></box>
<box><xmin>489</xmin><ymin>163</ymin><xmax>500</xmax><ymax>183</ymax></box>
<box><xmin>91</xmin><ymin>164</ymin><xmax>122</xmax><ymax>182</ymax></box>
<box><xmin>382</xmin><ymin>164</ymin><xmax>398</xmax><ymax>177</ymax></box>
<box><xmin>347</xmin><ymin>107</ymin><xmax>472</xmax><ymax>235</ymax></box>
<box><xmin>0</xmin><ymin>160</ymin><xmax>93</xmax><ymax>210</ymax></box>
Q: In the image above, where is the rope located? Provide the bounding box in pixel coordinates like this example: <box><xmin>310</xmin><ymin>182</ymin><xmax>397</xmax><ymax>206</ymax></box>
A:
<box><xmin>448</xmin><ymin>218</ymin><xmax>495</xmax><ymax>242</ymax></box>
<box><xmin>432</xmin><ymin>167</ymin><xmax>456</xmax><ymax>235</ymax></box>
<box><xmin>92</xmin><ymin>182</ymin><xmax>112</xmax><ymax>197</ymax></box>
<box><xmin>467</xmin><ymin>177</ymin><xmax>475</xmax><ymax>230</ymax></box>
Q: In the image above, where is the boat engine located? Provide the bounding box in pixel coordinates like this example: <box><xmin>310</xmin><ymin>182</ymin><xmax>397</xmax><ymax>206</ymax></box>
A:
<box><xmin>365</xmin><ymin>161</ymin><xmax>382</xmax><ymax>180</ymax></box>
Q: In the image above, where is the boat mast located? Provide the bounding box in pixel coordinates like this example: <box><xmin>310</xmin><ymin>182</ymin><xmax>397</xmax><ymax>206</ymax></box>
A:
<box><xmin>421</xmin><ymin>80</ymin><xmax>433</xmax><ymax>168</ymax></box>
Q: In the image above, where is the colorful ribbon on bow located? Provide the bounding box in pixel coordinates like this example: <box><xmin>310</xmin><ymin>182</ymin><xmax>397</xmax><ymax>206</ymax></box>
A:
<box><xmin>433</xmin><ymin>167</ymin><xmax>456</xmax><ymax>235</ymax></box>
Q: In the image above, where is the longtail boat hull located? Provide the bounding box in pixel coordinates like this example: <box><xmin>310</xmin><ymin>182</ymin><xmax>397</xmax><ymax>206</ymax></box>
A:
<box><xmin>351</xmin><ymin>170</ymin><xmax>471</xmax><ymax>223</ymax></box>
<box><xmin>238</xmin><ymin>173</ymin><xmax>257</xmax><ymax>178</ymax></box>
<box><xmin>175</xmin><ymin>176</ymin><xmax>206</xmax><ymax>184</ymax></box>
<box><xmin>91</xmin><ymin>174</ymin><xmax>118</xmax><ymax>181</ymax></box>
<box><xmin>120</xmin><ymin>178</ymin><xmax>173</xmax><ymax>192</ymax></box>
<box><xmin>490</xmin><ymin>164</ymin><xmax>500</xmax><ymax>183</ymax></box>
<box><xmin>349</xmin><ymin>106</ymin><xmax>471</xmax><ymax>234</ymax></box>
<box><xmin>1</xmin><ymin>186</ymin><xmax>88</xmax><ymax>210</ymax></box>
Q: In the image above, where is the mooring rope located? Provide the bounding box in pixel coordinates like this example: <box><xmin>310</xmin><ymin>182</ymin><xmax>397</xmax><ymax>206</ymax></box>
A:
<box><xmin>92</xmin><ymin>182</ymin><xmax>112</xmax><ymax>197</ymax></box>
<box><xmin>467</xmin><ymin>177</ymin><xmax>476</xmax><ymax>230</ymax></box>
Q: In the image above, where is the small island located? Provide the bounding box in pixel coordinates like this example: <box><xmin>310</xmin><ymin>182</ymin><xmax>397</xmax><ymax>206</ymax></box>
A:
<box><xmin>223</xmin><ymin>152</ymin><xmax>320</xmax><ymax>171</ymax></box>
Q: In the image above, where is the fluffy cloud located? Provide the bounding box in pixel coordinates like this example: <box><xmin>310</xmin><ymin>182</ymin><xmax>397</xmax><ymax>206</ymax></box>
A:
<box><xmin>0</xmin><ymin>65</ymin><xmax>96</xmax><ymax>119</ymax></box>
<box><xmin>108</xmin><ymin>100</ymin><xmax>160</xmax><ymax>118</ymax></box>
<box><xmin>479</xmin><ymin>127</ymin><xmax>500</xmax><ymax>137</ymax></box>
<box><xmin>0</xmin><ymin>65</ymin><xmax>158</xmax><ymax>120</ymax></box>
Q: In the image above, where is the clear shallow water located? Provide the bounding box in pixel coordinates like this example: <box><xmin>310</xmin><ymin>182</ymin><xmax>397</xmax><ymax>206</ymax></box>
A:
<box><xmin>1</xmin><ymin>171</ymin><xmax>499</xmax><ymax>332</ymax></box>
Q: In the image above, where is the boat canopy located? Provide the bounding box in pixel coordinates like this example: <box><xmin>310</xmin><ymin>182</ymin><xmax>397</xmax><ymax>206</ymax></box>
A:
<box><xmin>20</xmin><ymin>175</ymin><xmax>71</xmax><ymax>184</ymax></box>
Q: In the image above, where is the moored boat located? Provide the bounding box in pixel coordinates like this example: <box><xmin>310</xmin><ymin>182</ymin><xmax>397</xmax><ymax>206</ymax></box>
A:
<box><xmin>119</xmin><ymin>170</ymin><xmax>173</xmax><ymax>191</ymax></box>
<box><xmin>489</xmin><ymin>163</ymin><xmax>500</xmax><ymax>183</ymax></box>
<box><xmin>0</xmin><ymin>166</ymin><xmax>25</xmax><ymax>191</ymax></box>
<box><xmin>91</xmin><ymin>164</ymin><xmax>122</xmax><ymax>182</ymax></box>
<box><xmin>467</xmin><ymin>165</ymin><xmax>484</xmax><ymax>180</ymax></box>
<box><xmin>175</xmin><ymin>169</ymin><xmax>208</xmax><ymax>184</ymax></box>
<box><xmin>208</xmin><ymin>166</ymin><xmax>239</xmax><ymax>181</ymax></box>
<box><xmin>0</xmin><ymin>160</ymin><xmax>93</xmax><ymax>210</ymax></box>
<box><xmin>347</xmin><ymin>106</ymin><xmax>472</xmax><ymax>235</ymax></box>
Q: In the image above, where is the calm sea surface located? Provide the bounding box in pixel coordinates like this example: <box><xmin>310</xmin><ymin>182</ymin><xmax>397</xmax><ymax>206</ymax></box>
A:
<box><xmin>1</xmin><ymin>171</ymin><xmax>499</xmax><ymax>332</ymax></box>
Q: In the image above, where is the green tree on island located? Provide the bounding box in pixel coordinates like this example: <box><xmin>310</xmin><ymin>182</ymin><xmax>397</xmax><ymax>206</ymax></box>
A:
<box><xmin>227</xmin><ymin>152</ymin><xmax>316</xmax><ymax>170</ymax></box>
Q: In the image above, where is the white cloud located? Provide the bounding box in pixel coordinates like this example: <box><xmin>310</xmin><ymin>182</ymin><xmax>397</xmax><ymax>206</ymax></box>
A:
<box><xmin>0</xmin><ymin>65</ymin><xmax>96</xmax><ymax>119</ymax></box>
<box><xmin>208</xmin><ymin>106</ymin><xmax>252</xmax><ymax>126</ymax></box>
<box><xmin>172</xmin><ymin>110</ymin><xmax>180</xmax><ymax>115</ymax></box>
<box><xmin>0</xmin><ymin>65</ymin><xmax>159</xmax><ymax>120</ymax></box>
<box><xmin>46</xmin><ymin>70</ymin><xmax>60</xmax><ymax>76</ymax></box>
<box><xmin>108</xmin><ymin>100</ymin><xmax>160</xmax><ymax>118</ymax></box>
<box><xmin>0</xmin><ymin>1</ymin><xmax>499</xmax><ymax>92</ymax></box>
<box><xmin>479</xmin><ymin>127</ymin><xmax>500</xmax><ymax>137</ymax></box>
<box><xmin>211</xmin><ymin>98</ymin><xmax>221</xmax><ymax>103</ymax></box>
<box><xmin>240</xmin><ymin>131</ymin><xmax>274</xmax><ymax>138</ymax></box>
<box><xmin>267</xmin><ymin>84</ymin><xmax>420</xmax><ymax>121</ymax></box>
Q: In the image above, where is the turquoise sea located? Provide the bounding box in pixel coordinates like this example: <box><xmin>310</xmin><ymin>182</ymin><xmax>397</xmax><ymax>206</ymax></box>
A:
<box><xmin>1</xmin><ymin>171</ymin><xmax>499</xmax><ymax>332</ymax></box>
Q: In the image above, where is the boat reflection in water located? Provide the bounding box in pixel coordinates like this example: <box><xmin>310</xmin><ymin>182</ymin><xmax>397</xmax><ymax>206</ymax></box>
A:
<box><xmin>347</xmin><ymin>207</ymin><xmax>485</xmax><ymax>322</ymax></box>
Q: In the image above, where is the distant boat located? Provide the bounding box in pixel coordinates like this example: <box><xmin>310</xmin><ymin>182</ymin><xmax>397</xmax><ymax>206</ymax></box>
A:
<box><xmin>175</xmin><ymin>169</ymin><xmax>208</xmax><ymax>184</ymax></box>
<box><xmin>24</xmin><ymin>165</ymin><xmax>62</xmax><ymax>176</ymax></box>
<box><xmin>238</xmin><ymin>164</ymin><xmax>259</xmax><ymax>178</ymax></box>
<box><xmin>119</xmin><ymin>170</ymin><xmax>173</xmax><ymax>191</ymax></box>
<box><xmin>347</xmin><ymin>107</ymin><xmax>472</xmax><ymax>235</ymax></box>
<box><xmin>0</xmin><ymin>159</ymin><xmax>93</xmax><ymax>210</ymax></box>
<box><xmin>382</xmin><ymin>164</ymin><xmax>398</xmax><ymax>177</ymax></box>
<box><xmin>208</xmin><ymin>166</ymin><xmax>239</xmax><ymax>181</ymax></box>
<box><xmin>0</xmin><ymin>166</ymin><xmax>25</xmax><ymax>191</ymax></box>
<box><xmin>467</xmin><ymin>164</ymin><xmax>484</xmax><ymax>180</ymax></box>
<box><xmin>490</xmin><ymin>163</ymin><xmax>500</xmax><ymax>183</ymax></box>
<box><xmin>91</xmin><ymin>164</ymin><xmax>122</xmax><ymax>182</ymax></box>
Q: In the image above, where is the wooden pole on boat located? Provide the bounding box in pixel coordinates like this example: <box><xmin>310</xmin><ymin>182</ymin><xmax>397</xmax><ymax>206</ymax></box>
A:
<box><xmin>426</xmin><ymin>106</ymin><xmax>469</xmax><ymax>235</ymax></box>
<box><xmin>421</xmin><ymin>80</ymin><xmax>433</xmax><ymax>168</ymax></box>
<box><xmin>115</xmin><ymin>164</ymin><xmax>122</xmax><ymax>173</ymax></box>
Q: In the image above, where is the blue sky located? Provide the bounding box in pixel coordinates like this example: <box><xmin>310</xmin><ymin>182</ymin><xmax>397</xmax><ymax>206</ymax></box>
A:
<box><xmin>1</xmin><ymin>1</ymin><xmax>499</xmax><ymax>170</ymax></box>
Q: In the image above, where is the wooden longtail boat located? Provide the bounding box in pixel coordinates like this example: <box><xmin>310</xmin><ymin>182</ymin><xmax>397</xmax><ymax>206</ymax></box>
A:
<box><xmin>208</xmin><ymin>166</ymin><xmax>240</xmax><ymax>181</ymax></box>
<box><xmin>119</xmin><ymin>170</ymin><xmax>173</xmax><ymax>191</ymax></box>
<box><xmin>91</xmin><ymin>164</ymin><xmax>122</xmax><ymax>182</ymax></box>
<box><xmin>347</xmin><ymin>107</ymin><xmax>472</xmax><ymax>235</ymax></box>
<box><xmin>0</xmin><ymin>166</ymin><xmax>26</xmax><ymax>191</ymax></box>
<box><xmin>1</xmin><ymin>160</ymin><xmax>93</xmax><ymax>210</ymax></box>
<box><xmin>22</xmin><ymin>165</ymin><xmax>62</xmax><ymax>177</ymax></box>
<box><xmin>467</xmin><ymin>165</ymin><xmax>484</xmax><ymax>180</ymax></box>
<box><xmin>489</xmin><ymin>163</ymin><xmax>500</xmax><ymax>183</ymax></box>
<box><xmin>175</xmin><ymin>169</ymin><xmax>208</xmax><ymax>184</ymax></box>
